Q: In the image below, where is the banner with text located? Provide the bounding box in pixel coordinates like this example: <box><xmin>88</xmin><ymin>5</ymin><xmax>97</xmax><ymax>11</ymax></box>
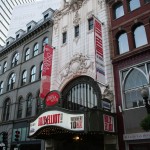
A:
<box><xmin>94</xmin><ymin>17</ymin><xmax>105</xmax><ymax>84</ymax></box>
<box><xmin>29</xmin><ymin>110</ymin><xmax>84</xmax><ymax>136</ymax></box>
<box><xmin>40</xmin><ymin>45</ymin><xmax>53</xmax><ymax>99</ymax></box>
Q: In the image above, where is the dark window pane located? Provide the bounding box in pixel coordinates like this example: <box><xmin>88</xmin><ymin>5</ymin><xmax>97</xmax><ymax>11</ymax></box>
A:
<box><xmin>62</xmin><ymin>32</ymin><xmax>67</xmax><ymax>44</ymax></box>
<box><xmin>75</xmin><ymin>25</ymin><xmax>79</xmax><ymax>37</ymax></box>
<box><xmin>88</xmin><ymin>18</ymin><xmax>93</xmax><ymax>30</ymax></box>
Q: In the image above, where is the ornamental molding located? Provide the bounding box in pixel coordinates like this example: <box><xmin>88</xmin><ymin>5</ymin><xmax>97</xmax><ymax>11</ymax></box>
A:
<box><xmin>60</xmin><ymin>53</ymin><xmax>94</xmax><ymax>81</ymax></box>
<box><xmin>73</xmin><ymin>11</ymin><xmax>81</xmax><ymax>25</ymax></box>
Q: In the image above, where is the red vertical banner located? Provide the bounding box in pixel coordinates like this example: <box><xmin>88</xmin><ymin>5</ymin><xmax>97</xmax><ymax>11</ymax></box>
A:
<box><xmin>94</xmin><ymin>17</ymin><xmax>105</xmax><ymax>84</ymax></box>
<box><xmin>40</xmin><ymin>45</ymin><xmax>53</xmax><ymax>99</ymax></box>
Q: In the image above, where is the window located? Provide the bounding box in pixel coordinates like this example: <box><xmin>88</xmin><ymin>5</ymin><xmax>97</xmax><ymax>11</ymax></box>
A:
<box><xmin>117</xmin><ymin>32</ymin><xmax>129</xmax><ymax>54</ymax></box>
<box><xmin>113</xmin><ymin>2</ymin><xmax>124</xmax><ymax>19</ymax></box>
<box><xmin>133</xmin><ymin>25</ymin><xmax>148</xmax><ymax>48</ymax></box>
<box><xmin>88</xmin><ymin>18</ymin><xmax>93</xmax><ymax>30</ymax></box>
<box><xmin>26</xmin><ymin>94</ymin><xmax>32</xmax><ymax>117</ymax></box>
<box><xmin>25</xmin><ymin>48</ymin><xmax>30</xmax><ymax>61</ymax></box>
<box><xmin>75</xmin><ymin>25</ymin><xmax>79</xmax><ymax>37</ymax></box>
<box><xmin>145</xmin><ymin>0</ymin><xmax>150</xmax><ymax>3</ymax></box>
<box><xmin>30</xmin><ymin>66</ymin><xmax>36</xmax><ymax>82</ymax></box>
<box><xmin>3</xmin><ymin>61</ymin><xmax>7</xmax><ymax>73</ymax></box>
<box><xmin>123</xmin><ymin>69</ymin><xmax>148</xmax><ymax>109</ymax></box>
<box><xmin>33</xmin><ymin>43</ymin><xmax>39</xmax><ymax>56</ymax></box>
<box><xmin>44</xmin><ymin>13</ymin><xmax>49</xmax><ymax>19</ymax></box>
<box><xmin>36</xmin><ymin>92</ymin><xmax>44</xmax><ymax>114</ymax></box>
<box><xmin>17</xmin><ymin>97</ymin><xmax>23</xmax><ymax>119</ymax></box>
<box><xmin>3</xmin><ymin>98</ymin><xmax>10</xmax><ymax>121</ymax></box>
<box><xmin>42</xmin><ymin>37</ymin><xmax>48</xmax><ymax>51</ymax></box>
<box><xmin>0</xmin><ymin>81</ymin><xmax>4</xmax><ymax>94</ymax></box>
<box><xmin>16</xmin><ymin>34</ymin><xmax>20</xmax><ymax>39</ymax></box>
<box><xmin>62</xmin><ymin>32</ymin><xmax>67</xmax><ymax>44</ymax></box>
<box><xmin>12</xmin><ymin>53</ymin><xmax>19</xmax><ymax>67</ymax></box>
<box><xmin>21</xmin><ymin>70</ymin><xmax>27</xmax><ymax>86</ymax></box>
<box><xmin>62</xmin><ymin>76</ymin><xmax>98</xmax><ymax>110</ymax></box>
<box><xmin>128</xmin><ymin>0</ymin><xmax>140</xmax><ymax>11</ymax></box>
<box><xmin>7</xmin><ymin>73</ymin><xmax>16</xmax><ymax>91</ymax></box>
<box><xmin>39</xmin><ymin>62</ymin><xmax>43</xmax><ymax>79</ymax></box>
<box><xmin>27</xmin><ymin>25</ymin><xmax>31</xmax><ymax>31</ymax></box>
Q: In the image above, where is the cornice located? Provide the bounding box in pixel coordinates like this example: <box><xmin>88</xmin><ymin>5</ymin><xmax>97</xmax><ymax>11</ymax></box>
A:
<box><xmin>0</xmin><ymin>19</ymin><xmax>53</xmax><ymax>57</ymax></box>
<box><xmin>112</xmin><ymin>44</ymin><xmax>150</xmax><ymax>64</ymax></box>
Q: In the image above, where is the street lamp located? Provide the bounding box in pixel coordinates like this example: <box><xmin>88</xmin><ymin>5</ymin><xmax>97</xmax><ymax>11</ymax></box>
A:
<box><xmin>141</xmin><ymin>87</ymin><xmax>150</xmax><ymax>114</ymax></box>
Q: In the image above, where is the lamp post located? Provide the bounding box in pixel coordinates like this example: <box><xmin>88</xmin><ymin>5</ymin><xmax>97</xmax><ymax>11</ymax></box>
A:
<box><xmin>141</xmin><ymin>87</ymin><xmax>150</xmax><ymax>114</ymax></box>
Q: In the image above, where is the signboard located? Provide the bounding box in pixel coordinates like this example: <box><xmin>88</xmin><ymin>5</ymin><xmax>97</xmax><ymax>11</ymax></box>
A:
<box><xmin>102</xmin><ymin>100</ymin><xmax>111</xmax><ymax>111</ymax></box>
<box><xmin>40</xmin><ymin>45</ymin><xmax>53</xmax><ymax>99</ymax></box>
<box><xmin>29</xmin><ymin>110</ymin><xmax>84</xmax><ymax>136</ymax></box>
<box><xmin>124</xmin><ymin>132</ymin><xmax>150</xmax><ymax>141</ymax></box>
<box><xmin>45</xmin><ymin>91</ymin><xmax>60</xmax><ymax>107</ymax></box>
<box><xmin>103</xmin><ymin>114</ymin><xmax>115</xmax><ymax>132</ymax></box>
<box><xmin>94</xmin><ymin>16</ymin><xmax>105</xmax><ymax>84</ymax></box>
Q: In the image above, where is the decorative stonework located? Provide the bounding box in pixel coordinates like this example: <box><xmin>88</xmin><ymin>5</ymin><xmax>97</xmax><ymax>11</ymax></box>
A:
<box><xmin>62</xmin><ymin>26</ymin><xmax>68</xmax><ymax>32</ymax></box>
<box><xmin>73</xmin><ymin>11</ymin><xmax>81</xmax><ymax>25</ymax></box>
<box><xmin>60</xmin><ymin>53</ymin><xmax>94</xmax><ymax>80</ymax></box>
<box><xmin>87</xmin><ymin>11</ymin><xmax>94</xmax><ymax>19</ymax></box>
<box><xmin>102</xmin><ymin>85</ymin><xmax>114</xmax><ymax>101</ymax></box>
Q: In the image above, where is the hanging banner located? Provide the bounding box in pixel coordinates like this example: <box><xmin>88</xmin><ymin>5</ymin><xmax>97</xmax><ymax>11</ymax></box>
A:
<box><xmin>94</xmin><ymin>17</ymin><xmax>105</xmax><ymax>84</ymax></box>
<box><xmin>40</xmin><ymin>45</ymin><xmax>53</xmax><ymax>99</ymax></box>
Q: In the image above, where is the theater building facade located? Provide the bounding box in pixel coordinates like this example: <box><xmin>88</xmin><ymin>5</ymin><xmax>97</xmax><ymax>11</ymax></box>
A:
<box><xmin>29</xmin><ymin>0</ymin><xmax>117</xmax><ymax>150</ymax></box>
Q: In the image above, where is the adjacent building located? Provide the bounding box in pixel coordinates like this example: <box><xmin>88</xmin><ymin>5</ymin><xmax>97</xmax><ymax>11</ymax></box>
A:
<box><xmin>106</xmin><ymin>0</ymin><xmax>150</xmax><ymax>150</ymax></box>
<box><xmin>0</xmin><ymin>8</ymin><xmax>54</xmax><ymax>150</ymax></box>
<box><xmin>0</xmin><ymin>0</ymin><xmax>35</xmax><ymax>46</ymax></box>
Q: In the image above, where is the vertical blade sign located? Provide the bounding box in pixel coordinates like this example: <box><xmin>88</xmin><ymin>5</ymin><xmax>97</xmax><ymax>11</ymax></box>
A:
<box><xmin>40</xmin><ymin>45</ymin><xmax>53</xmax><ymax>99</ymax></box>
<box><xmin>94</xmin><ymin>17</ymin><xmax>105</xmax><ymax>84</ymax></box>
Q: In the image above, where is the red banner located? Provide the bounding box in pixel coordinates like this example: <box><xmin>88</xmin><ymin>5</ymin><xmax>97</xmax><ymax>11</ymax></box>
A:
<box><xmin>40</xmin><ymin>45</ymin><xmax>53</xmax><ymax>99</ymax></box>
<box><xmin>94</xmin><ymin>17</ymin><xmax>105</xmax><ymax>84</ymax></box>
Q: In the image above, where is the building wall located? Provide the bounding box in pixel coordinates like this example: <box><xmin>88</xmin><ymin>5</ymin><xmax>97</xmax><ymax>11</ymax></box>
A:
<box><xmin>106</xmin><ymin>0</ymin><xmax>150</xmax><ymax>150</ymax></box>
<box><xmin>0</xmin><ymin>16</ymin><xmax>53</xmax><ymax>150</ymax></box>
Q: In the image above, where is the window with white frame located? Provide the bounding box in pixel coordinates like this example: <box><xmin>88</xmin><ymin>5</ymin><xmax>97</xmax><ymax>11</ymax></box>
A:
<box><xmin>17</xmin><ymin>97</ymin><xmax>23</xmax><ymax>119</ymax></box>
<box><xmin>26</xmin><ymin>94</ymin><xmax>32</xmax><ymax>117</ymax></box>
<box><xmin>21</xmin><ymin>70</ymin><xmax>27</xmax><ymax>86</ymax></box>
<box><xmin>3</xmin><ymin>61</ymin><xmax>7</xmax><ymax>73</ymax></box>
<box><xmin>12</xmin><ymin>53</ymin><xmax>19</xmax><ymax>67</ymax></box>
<box><xmin>0</xmin><ymin>81</ymin><xmax>4</xmax><ymax>94</ymax></box>
<box><xmin>42</xmin><ymin>37</ymin><xmax>48</xmax><ymax>51</ymax></box>
<box><xmin>25</xmin><ymin>48</ymin><xmax>30</xmax><ymax>61</ymax></box>
<box><xmin>30</xmin><ymin>66</ymin><xmax>36</xmax><ymax>82</ymax></box>
<box><xmin>7</xmin><ymin>73</ymin><xmax>16</xmax><ymax>91</ymax></box>
<box><xmin>33</xmin><ymin>43</ymin><xmax>39</xmax><ymax>56</ymax></box>
<box><xmin>121</xmin><ymin>63</ymin><xmax>149</xmax><ymax>109</ymax></box>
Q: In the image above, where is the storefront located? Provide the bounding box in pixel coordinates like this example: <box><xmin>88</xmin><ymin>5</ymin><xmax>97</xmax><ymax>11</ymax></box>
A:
<box><xmin>29</xmin><ymin>76</ymin><xmax>117</xmax><ymax>150</ymax></box>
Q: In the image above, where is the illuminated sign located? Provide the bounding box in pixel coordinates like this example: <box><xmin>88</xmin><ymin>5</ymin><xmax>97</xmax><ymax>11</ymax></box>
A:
<box><xmin>29</xmin><ymin>110</ymin><xmax>84</xmax><ymax>136</ymax></box>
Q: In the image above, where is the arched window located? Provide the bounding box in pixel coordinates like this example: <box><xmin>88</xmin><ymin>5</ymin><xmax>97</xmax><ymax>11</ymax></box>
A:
<box><xmin>3</xmin><ymin>98</ymin><xmax>10</xmax><ymax>121</ymax></box>
<box><xmin>33</xmin><ymin>43</ymin><xmax>39</xmax><ymax>56</ymax></box>
<box><xmin>133</xmin><ymin>25</ymin><xmax>148</xmax><ymax>48</ymax></box>
<box><xmin>113</xmin><ymin>2</ymin><xmax>124</xmax><ymax>19</ymax></box>
<box><xmin>26</xmin><ymin>94</ymin><xmax>32</xmax><ymax>117</ymax></box>
<box><xmin>17</xmin><ymin>97</ymin><xmax>23</xmax><ymax>119</ymax></box>
<box><xmin>62</xmin><ymin>76</ymin><xmax>100</xmax><ymax>110</ymax></box>
<box><xmin>25</xmin><ymin>48</ymin><xmax>30</xmax><ymax>61</ymax></box>
<box><xmin>42</xmin><ymin>37</ymin><xmax>48</xmax><ymax>51</ymax></box>
<box><xmin>30</xmin><ymin>66</ymin><xmax>36</xmax><ymax>82</ymax></box>
<box><xmin>12</xmin><ymin>53</ymin><xmax>19</xmax><ymax>67</ymax></box>
<box><xmin>123</xmin><ymin>69</ymin><xmax>148</xmax><ymax>109</ymax></box>
<box><xmin>145</xmin><ymin>0</ymin><xmax>150</xmax><ymax>3</ymax></box>
<box><xmin>3</xmin><ymin>61</ymin><xmax>7</xmax><ymax>73</ymax></box>
<box><xmin>128</xmin><ymin>0</ymin><xmax>140</xmax><ymax>11</ymax></box>
<box><xmin>117</xmin><ymin>32</ymin><xmax>129</xmax><ymax>54</ymax></box>
<box><xmin>0</xmin><ymin>81</ymin><xmax>4</xmax><ymax>94</ymax></box>
<box><xmin>21</xmin><ymin>70</ymin><xmax>27</xmax><ymax>86</ymax></box>
<box><xmin>39</xmin><ymin>62</ymin><xmax>43</xmax><ymax>79</ymax></box>
<box><xmin>7</xmin><ymin>73</ymin><xmax>16</xmax><ymax>91</ymax></box>
<box><xmin>36</xmin><ymin>92</ymin><xmax>44</xmax><ymax>114</ymax></box>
